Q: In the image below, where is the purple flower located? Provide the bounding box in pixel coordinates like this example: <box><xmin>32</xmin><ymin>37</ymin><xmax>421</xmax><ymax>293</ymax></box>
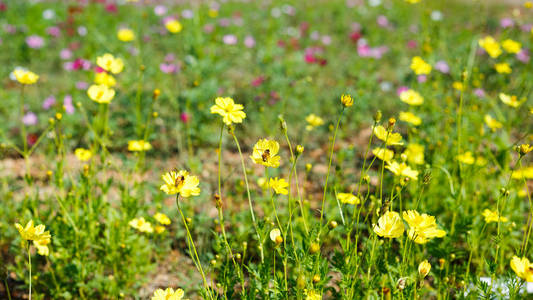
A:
<box><xmin>182</xmin><ymin>9</ymin><xmax>194</xmax><ymax>19</ymax></box>
<box><xmin>377</xmin><ymin>15</ymin><xmax>389</xmax><ymax>28</ymax></box>
<box><xmin>26</xmin><ymin>35</ymin><xmax>44</xmax><ymax>49</ymax></box>
<box><xmin>63</xmin><ymin>95</ymin><xmax>75</xmax><ymax>114</ymax></box>
<box><xmin>223</xmin><ymin>34</ymin><xmax>238</xmax><ymax>45</ymax></box>
<box><xmin>521</xmin><ymin>24</ymin><xmax>533</xmax><ymax>32</ymax></box>
<box><xmin>474</xmin><ymin>88</ymin><xmax>485</xmax><ymax>98</ymax></box>
<box><xmin>517</xmin><ymin>49</ymin><xmax>530</xmax><ymax>63</ymax></box>
<box><xmin>47</xmin><ymin>26</ymin><xmax>61</xmax><ymax>37</ymax></box>
<box><xmin>154</xmin><ymin>5</ymin><xmax>167</xmax><ymax>16</ymax></box>
<box><xmin>43</xmin><ymin>96</ymin><xmax>56</xmax><ymax>110</ymax></box>
<box><xmin>76</xmin><ymin>81</ymin><xmax>89</xmax><ymax>90</ymax></box>
<box><xmin>160</xmin><ymin>63</ymin><xmax>179</xmax><ymax>74</ymax></box>
<box><xmin>397</xmin><ymin>86</ymin><xmax>409</xmax><ymax>96</ymax></box>
<box><xmin>434</xmin><ymin>60</ymin><xmax>450</xmax><ymax>74</ymax></box>
<box><xmin>417</xmin><ymin>75</ymin><xmax>427</xmax><ymax>83</ymax></box>
<box><xmin>500</xmin><ymin>18</ymin><xmax>514</xmax><ymax>28</ymax></box>
<box><xmin>23</xmin><ymin>112</ymin><xmax>38</xmax><ymax>126</ymax></box>
<box><xmin>219</xmin><ymin>18</ymin><xmax>231</xmax><ymax>27</ymax></box>
<box><xmin>60</xmin><ymin>49</ymin><xmax>72</xmax><ymax>60</ymax></box>
<box><xmin>244</xmin><ymin>35</ymin><xmax>256</xmax><ymax>48</ymax></box>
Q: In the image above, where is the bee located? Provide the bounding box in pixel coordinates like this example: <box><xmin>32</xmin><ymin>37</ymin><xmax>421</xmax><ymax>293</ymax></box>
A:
<box><xmin>175</xmin><ymin>175</ymin><xmax>185</xmax><ymax>187</ymax></box>
<box><xmin>261</xmin><ymin>149</ymin><xmax>270</xmax><ymax>162</ymax></box>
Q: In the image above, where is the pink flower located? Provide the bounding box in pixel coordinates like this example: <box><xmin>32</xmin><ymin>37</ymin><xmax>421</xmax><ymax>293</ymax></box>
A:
<box><xmin>76</xmin><ymin>81</ymin><xmax>88</xmax><ymax>90</ymax></box>
<box><xmin>417</xmin><ymin>75</ymin><xmax>427</xmax><ymax>83</ymax></box>
<box><xmin>521</xmin><ymin>24</ymin><xmax>533</xmax><ymax>32</ymax></box>
<box><xmin>517</xmin><ymin>49</ymin><xmax>530</xmax><ymax>63</ymax></box>
<box><xmin>377</xmin><ymin>15</ymin><xmax>389</xmax><ymax>28</ymax></box>
<box><xmin>42</xmin><ymin>96</ymin><xmax>56</xmax><ymax>110</ymax></box>
<box><xmin>407</xmin><ymin>40</ymin><xmax>417</xmax><ymax>49</ymax></box>
<box><xmin>63</xmin><ymin>95</ymin><xmax>75</xmax><ymax>114</ymax></box>
<box><xmin>60</xmin><ymin>49</ymin><xmax>72</xmax><ymax>60</ymax></box>
<box><xmin>223</xmin><ymin>34</ymin><xmax>238</xmax><ymax>45</ymax></box>
<box><xmin>47</xmin><ymin>26</ymin><xmax>61</xmax><ymax>37</ymax></box>
<box><xmin>500</xmin><ymin>18</ymin><xmax>514</xmax><ymax>28</ymax></box>
<box><xmin>251</xmin><ymin>76</ymin><xmax>265</xmax><ymax>87</ymax></box>
<box><xmin>23</xmin><ymin>112</ymin><xmax>38</xmax><ymax>126</ymax></box>
<box><xmin>154</xmin><ymin>5</ymin><xmax>167</xmax><ymax>16</ymax></box>
<box><xmin>105</xmin><ymin>3</ymin><xmax>117</xmax><ymax>14</ymax></box>
<box><xmin>357</xmin><ymin>43</ymin><xmax>371</xmax><ymax>57</ymax></box>
<box><xmin>397</xmin><ymin>86</ymin><xmax>409</xmax><ymax>96</ymax></box>
<box><xmin>180</xmin><ymin>112</ymin><xmax>190</xmax><ymax>123</ymax></box>
<box><xmin>244</xmin><ymin>35</ymin><xmax>256</xmax><ymax>48</ymax></box>
<box><xmin>350</xmin><ymin>31</ymin><xmax>362</xmax><ymax>43</ymax></box>
<box><xmin>181</xmin><ymin>9</ymin><xmax>193</xmax><ymax>19</ymax></box>
<box><xmin>321</xmin><ymin>35</ymin><xmax>332</xmax><ymax>45</ymax></box>
<box><xmin>474</xmin><ymin>88</ymin><xmax>485</xmax><ymax>98</ymax></box>
<box><xmin>26</xmin><ymin>35</ymin><xmax>44</xmax><ymax>49</ymax></box>
<box><xmin>434</xmin><ymin>60</ymin><xmax>450</xmax><ymax>73</ymax></box>
<box><xmin>160</xmin><ymin>63</ymin><xmax>178</xmax><ymax>74</ymax></box>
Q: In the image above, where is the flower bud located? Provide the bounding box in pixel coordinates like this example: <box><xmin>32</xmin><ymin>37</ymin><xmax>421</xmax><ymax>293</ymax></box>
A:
<box><xmin>341</xmin><ymin>93</ymin><xmax>354</xmax><ymax>107</ymax></box>
<box><xmin>312</xmin><ymin>274</ymin><xmax>320</xmax><ymax>283</ymax></box>
<box><xmin>310</xmin><ymin>242</ymin><xmax>320</xmax><ymax>254</ymax></box>
<box><xmin>296</xmin><ymin>145</ymin><xmax>304</xmax><ymax>154</ymax></box>
<box><xmin>374</xmin><ymin>110</ymin><xmax>382</xmax><ymax>122</ymax></box>
<box><xmin>329</xmin><ymin>220</ymin><xmax>338</xmax><ymax>229</ymax></box>
<box><xmin>418</xmin><ymin>260</ymin><xmax>431</xmax><ymax>278</ymax></box>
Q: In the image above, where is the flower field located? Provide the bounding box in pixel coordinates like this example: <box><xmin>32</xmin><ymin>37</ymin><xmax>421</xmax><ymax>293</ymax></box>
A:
<box><xmin>0</xmin><ymin>0</ymin><xmax>532</xmax><ymax>299</ymax></box>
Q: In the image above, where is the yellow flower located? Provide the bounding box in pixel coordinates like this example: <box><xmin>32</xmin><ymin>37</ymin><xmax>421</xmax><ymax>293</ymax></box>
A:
<box><xmin>305</xmin><ymin>114</ymin><xmax>324</xmax><ymax>131</ymax></box>
<box><xmin>94</xmin><ymin>72</ymin><xmax>116</xmax><ymax>87</ymax></box>
<box><xmin>495</xmin><ymin>63</ymin><xmax>511</xmax><ymax>74</ymax></box>
<box><xmin>337</xmin><ymin>193</ymin><xmax>360</xmax><ymax>205</ymax></box>
<box><xmin>526</xmin><ymin>1</ymin><xmax>533</xmax><ymax>8</ymax></box>
<box><xmin>96</xmin><ymin>53</ymin><xmax>124</xmax><ymax>74</ymax></box>
<box><xmin>13</xmin><ymin>69</ymin><xmax>39</xmax><ymax>85</ymax></box>
<box><xmin>452</xmin><ymin>82</ymin><xmax>464</xmax><ymax>92</ymax></box>
<box><xmin>499</xmin><ymin>93</ymin><xmax>522</xmax><ymax>108</ymax></box>
<box><xmin>404</xmin><ymin>144</ymin><xmax>425</xmax><ymax>165</ymax></box>
<box><xmin>510</xmin><ymin>256</ymin><xmax>533</xmax><ymax>282</ymax></box>
<box><xmin>512</xmin><ymin>166</ymin><xmax>533</xmax><ymax>180</ymax></box>
<box><xmin>269</xmin><ymin>177</ymin><xmax>289</xmax><ymax>195</ymax></box>
<box><xmin>165</xmin><ymin>20</ymin><xmax>183</xmax><ymax>33</ymax></box>
<box><xmin>87</xmin><ymin>84</ymin><xmax>115</xmax><ymax>104</ymax></box>
<box><xmin>15</xmin><ymin>220</ymin><xmax>51</xmax><ymax>243</ymax></box>
<box><xmin>386</xmin><ymin>161</ymin><xmax>418</xmax><ymax>180</ymax></box>
<box><xmin>410</xmin><ymin>56</ymin><xmax>432</xmax><ymax>75</ymax></box>
<box><xmin>151</xmin><ymin>287</ymin><xmax>185</xmax><ymax>300</ymax></box>
<box><xmin>210</xmin><ymin>97</ymin><xmax>246</xmax><ymax>125</ymax></box>
<box><xmin>155</xmin><ymin>225</ymin><xmax>166</xmax><ymax>234</ymax></box>
<box><xmin>405</xmin><ymin>0</ymin><xmax>421</xmax><ymax>3</ymax></box>
<box><xmin>33</xmin><ymin>239</ymin><xmax>50</xmax><ymax>256</ymax></box>
<box><xmin>372</xmin><ymin>147</ymin><xmax>394</xmax><ymax>162</ymax></box>
<box><xmin>502</xmin><ymin>39</ymin><xmax>521</xmax><ymax>54</ymax></box>
<box><xmin>305</xmin><ymin>290</ymin><xmax>322</xmax><ymax>300</ymax></box>
<box><xmin>399</xmin><ymin>89</ymin><xmax>424</xmax><ymax>106</ymax></box>
<box><xmin>128</xmin><ymin>140</ymin><xmax>152</xmax><ymax>152</ymax></box>
<box><xmin>478</xmin><ymin>36</ymin><xmax>502</xmax><ymax>58</ymax></box>
<box><xmin>251</xmin><ymin>139</ymin><xmax>281</xmax><ymax>168</ymax></box>
<box><xmin>482</xmin><ymin>209</ymin><xmax>508</xmax><ymax>223</ymax></box>
<box><xmin>399</xmin><ymin>111</ymin><xmax>421</xmax><ymax>126</ymax></box>
<box><xmin>373</xmin><ymin>125</ymin><xmax>403</xmax><ymax>145</ymax></box>
<box><xmin>373</xmin><ymin>211</ymin><xmax>405</xmax><ymax>238</ymax></box>
<box><xmin>403</xmin><ymin>210</ymin><xmax>446</xmax><ymax>244</ymax></box>
<box><xmin>518</xmin><ymin>144</ymin><xmax>533</xmax><ymax>156</ymax></box>
<box><xmin>117</xmin><ymin>28</ymin><xmax>135</xmax><ymax>42</ymax></box>
<box><xmin>129</xmin><ymin>217</ymin><xmax>154</xmax><ymax>233</ymax></box>
<box><xmin>341</xmin><ymin>94</ymin><xmax>354</xmax><ymax>107</ymax></box>
<box><xmin>270</xmin><ymin>228</ymin><xmax>283</xmax><ymax>245</ymax></box>
<box><xmin>484</xmin><ymin>114</ymin><xmax>503</xmax><ymax>131</ymax></box>
<box><xmin>74</xmin><ymin>148</ymin><xmax>92</xmax><ymax>161</ymax></box>
<box><xmin>456</xmin><ymin>151</ymin><xmax>475</xmax><ymax>165</ymax></box>
<box><xmin>160</xmin><ymin>170</ymin><xmax>201</xmax><ymax>197</ymax></box>
<box><xmin>154</xmin><ymin>213</ymin><xmax>171</xmax><ymax>225</ymax></box>
<box><xmin>418</xmin><ymin>260</ymin><xmax>431</xmax><ymax>278</ymax></box>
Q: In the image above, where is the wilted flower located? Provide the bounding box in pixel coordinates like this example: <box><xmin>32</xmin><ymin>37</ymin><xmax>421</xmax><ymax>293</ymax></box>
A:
<box><xmin>160</xmin><ymin>170</ymin><xmax>200</xmax><ymax>197</ymax></box>
<box><xmin>269</xmin><ymin>177</ymin><xmax>289</xmax><ymax>195</ymax></box>
<box><xmin>210</xmin><ymin>97</ymin><xmax>246</xmax><ymax>125</ymax></box>
<box><xmin>251</xmin><ymin>139</ymin><xmax>281</xmax><ymax>168</ymax></box>
<box><xmin>373</xmin><ymin>211</ymin><xmax>405</xmax><ymax>238</ymax></box>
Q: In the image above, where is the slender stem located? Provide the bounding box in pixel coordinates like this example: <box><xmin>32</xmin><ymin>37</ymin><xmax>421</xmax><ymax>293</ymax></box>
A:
<box><xmin>27</xmin><ymin>242</ymin><xmax>31</xmax><ymax>300</ymax></box>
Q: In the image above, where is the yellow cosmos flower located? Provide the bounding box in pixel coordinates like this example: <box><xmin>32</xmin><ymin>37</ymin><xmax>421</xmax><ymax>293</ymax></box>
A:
<box><xmin>128</xmin><ymin>140</ymin><xmax>152</xmax><ymax>152</ymax></box>
<box><xmin>94</xmin><ymin>72</ymin><xmax>116</xmax><ymax>87</ymax></box>
<box><xmin>155</xmin><ymin>225</ymin><xmax>166</xmax><ymax>234</ymax></box>
<box><xmin>484</xmin><ymin>114</ymin><xmax>503</xmax><ymax>131</ymax></box>
<box><xmin>499</xmin><ymin>93</ymin><xmax>523</xmax><ymax>108</ymax></box>
<box><xmin>372</xmin><ymin>147</ymin><xmax>394</xmax><ymax>162</ymax></box>
<box><xmin>74</xmin><ymin>148</ymin><xmax>92</xmax><ymax>161</ymax></box>
<box><xmin>129</xmin><ymin>217</ymin><xmax>154</xmax><ymax>233</ymax></box>
<box><xmin>305</xmin><ymin>290</ymin><xmax>322</xmax><ymax>300</ymax></box>
<box><xmin>418</xmin><ymin>260</ymin><xmax>431</xmax><ymax>277</ymax></box>
<box><xmin>269</xmin><ymin>177</ymin><xmax>289</xmax><ymax>195</ymax></box>
<box><xmin>160</xmin><ymin>170</ymin><xmax>201</xmax><ymax>197</ymax></box>
<box><xmin>270</xmin><ymin>228</ymin><xmax>283</xmax><ymax>245</ymax></box>
<box><xmin>404</xmin><ymin>144</ymin><xmax>425</xmax><ymax>165</ymax></box>
<box><xmin>403</xmin><ymin>210</ymin><xmax>446</xmax><ymax>244</ymax></box>
<box><xmin>341</xmin><ymin>93</ymin><xmax>354</xmax><ymax>107</ymax></box>
<box><xmin>151</xmin><ymin>287</ymin><xmax>185</xmax><ymax>300</ymax></box>
<box><xmin>511</xmin><ymin>256</ymin><xmax>533</xmax><ymax>282</ymax></box>
<box><xmin>165</xmin><ymin>20</ymin><xmax>183</xmax><ymax>33</ymax></box>
<box><xmin>478</xmin><ymin>36</ymin><xmax>502</xmax><ymax>58</ymax></box>
<box><xmin>452</xmin><ymin>82</ymin><xmax>464</xmax><ymax>92</ymax></box>
<box><xmin>456</xmin><ymin>151</ymin><xmax>475</xmax><ymax>164</ymax></box>
<box><xmin>117</xmin><ymin>28</ymin><xmax>135</xmax><ymax>42</ymax></box>
<box><xmin>305</xmin><ymin>114</ymin><xmax>324</xmax><ymax>131</ymax></box>
<box><xmin>14</xmin><ymin>69</ymin><xmax>39</xmax><ymax>85</ymax></box>
<box><xmin>210</xmin><ymin>97</ymin><xmax>246</xmax><ymax>125</ymax></box>
<box><xmin>502</xmin><ymin>39</ymin><xmax>521</xmax><ymax>54</ymax></box>
<box><xmin>154</xmin><ymin>213</ymin><xmax>171</xmax><ymax>225</ymax></box>
<box><xmin>96</xmin><ymin>53</ymin><xmax>124</xmax><ymax>74</ymax></box>
<box><xmin>400</xmin><ymin>89</ymin><xmax>424</xmax><ymax>106</ymax></box>
<box><xmin>373</xmin><ymin>125</ymin><xmax>403</xmax><ymax>145</ymax></box>
<box><xmin>337</xmin><ymin>193</ymin><xmax>360</xmax><ymax>205</ymax></box>
<box><xmin>373</xmin><ymin>211</ymin><xmax>405</xmax><ymax>238</ymax></box>
<box><xmin>495</xmin><ymin>63</ymin><xmax>511</xmax><ymax>74</ymax></box>
<box><xmin>251</xmin><ymin>139</ymin><xmax>281</xmax><ymax>168</ymax></box>
<box><xmin>15</xmin><ymin>220</ymin><xmax>51</xmax><ymax>243</ymax></box>
<box><xmin>34</xmin><ymin>239</ymin><xmax>50</xmax><ymax>256</ymax></box>
<box><xmin>410</xmin><ymin>56</ymin><xmax>432</xmax><ymax>75</ymax></box>
<box><xmin>386</xmin><ymin>161</ymin><xmax>418</xmax><ymax>180</ymax></box>
<box><xmin>87</xmin><ymin>84</ymin><xmax>115</xmax><ymax>104</ymax></box>
<box><xmin>482</xmin><ymin>209</ymin><xmax>508</xmax><ymax>223</ymax></box>
<box><xmin>512</xmin><ymin>166</ymin><xmax>533</xmax><ymax>180</ymax></box>
<box><xmin>399</xmin><ymin>111</ymin><xmax>421</xmax><ymax>126</ymax></box>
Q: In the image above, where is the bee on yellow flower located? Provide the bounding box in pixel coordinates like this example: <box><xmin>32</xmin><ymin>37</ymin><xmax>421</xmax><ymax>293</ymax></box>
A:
<box><xmin>154</xmin><ymin>212</ymin><xmax>171</xmax><ymax>225</ymax></box>
<box><xmin>87</xmin><ymin>84</ymin><xmax>115</xmax><ymax>104</ymax></box>
<box><xmin>478</xmin><ymin>36</ymin><xmax>502</xmax><ymax>58</ymax></box>
<box><xmin>337</xmin><ymin>193</ymin><xmax>360</xmax><ymax>205</ymax></box>
<box><xmin>494</xmin><ymin>63</ymin><xmax>511</xmax><ymax>74</ymax></box>
<box><xmin>151</xmin><ymin>287</ymin><xmax>186</xmax><ymax>300</ymax></box>
<box><xmin>372</xmin><ymin>147</ymin><xmax>394</xmax><ymax>162</ymax></box>
<box><xmin>373</xmin><ymin>125</ymin><xmax>403</xmax><ymax>145</ymax></box>
<box><xmin>484</xmin><ymin>114</ymin><xmax>503</xmax><ymax>131</ymax></box>
<box><xmin>269</xmin><ymin>177</ymin><xmax>289</xmax><ymax>195</ymax></box>
<box><xmin>410</xmin><ymin>56</ymin><xmax>432</xmax><ymax>75</ymax></box>
<box><xmin>96</xmin><ymin>53</ymin><xmax>124</xmax><ymax>74</ymax></box>
<box><xmin>403</xmin><ymin>144</ymin><xmax>425</xmax><ymax>165</ymax></box>
<box><xmin>502</xmin><ymin>39</ymin><xmax>521</xmax><ymax>54</ymax></box>
<box><xmin>510</xmin><ymin>256</ymin><xmax>533</xmax><ymax>282</ymax></box>
<box><xmin>129</xmin><ymin>217</ymin><xmax>154</xmax><ymax>233</ymax></box>
<box><xmin>165</xmin><ymin>19</ymin><xmax>183</xmax><ymax>33</ymax></box>
<box><xmin>481</xmin><ymin>209</ymin><xmax>508</xmax><ymax>223</ymax></box>
<box><xmin>13</xmin><ymin>69</ymin><xmax>39</xmax><ymax>85</ymax></box>
<box><xmin>403</xmin><ymin>210</ymin><xmax>446</xmax><ymax>244</ymax></box>
<box><xmin>386</xmin><ymin>161</ymin><xmax>419</xmax><ymax>180</ymax></box>
<box><xmin>160</xmin><ymin>170</ymin><xmax>201</xmax><ymax>197</ymax></box>
<box><xmin>117</xmin><ymin>28</ymin><xmax>135</xmax><ymax>42</ymax></box>
<box><xmin>94</xmin><ymin>72</ymin><xmax>116</xmax><ymax>87</ymax></box>
<box><xmin>373</xmin><ymin>211</ymin><xmax>405</xmax><ymax>238</ymax></box>
<box><xmin>499</xmin><ymin>93</ymin><xmax>523</xmax><ymax>108</ymax></box>
<box><xmin>399</xmin><ymin>89</ymin><xmax>424</xmax><ymax>106</ymax></box>
<box><xmin>74</xmin><ymin>148</ymin><xmax>92</xmax><ymax>161</ymax></box>
<box><xmin>305</xmin><ymin>114</ymin><xmax>324</xmax><ymax>131</ymax></box>
<box><xmin>210</xmin><ymin>97</ymin><xmax>246</xmax><ymax>125</ymax></box>
<box><xmin>251</xmin><ymin>139</ymin><xmax>281</xmax><ymax>168</ymax></box>
<box><xmin>399</xmin><ymin>111</ymin><xmax>421</xmax><ymax>126</ymax></box>
<box><xmin>128</xmin><ymin>140</ymin><xmax>152</xmax><ymax>152</ymax></box>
